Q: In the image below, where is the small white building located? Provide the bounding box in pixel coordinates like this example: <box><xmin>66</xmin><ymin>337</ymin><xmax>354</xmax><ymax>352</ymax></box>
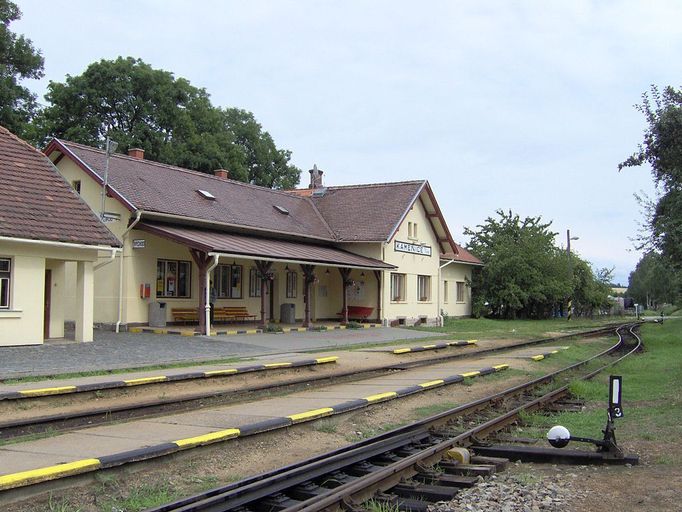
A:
<box><xmin>0</xmin><ymin>127</ymin><xmax>121</xmax><ymax>346</ymax></box>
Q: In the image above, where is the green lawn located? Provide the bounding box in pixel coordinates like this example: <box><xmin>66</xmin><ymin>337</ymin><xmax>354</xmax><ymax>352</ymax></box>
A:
<box><xmin>518</xmin><ymin>317</ymin><xmax>682</xmax><ymax>463</ymax></box>
<box><xmin>413</xmin><ymin>316</ymin><xmax>626</xmax><ymax>340</ymax></box>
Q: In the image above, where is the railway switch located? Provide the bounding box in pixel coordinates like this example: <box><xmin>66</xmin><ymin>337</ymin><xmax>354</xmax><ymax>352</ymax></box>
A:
<box><xmin>546</xmin><ymin>375</ymin><xmax>628</xmax><ymax>459</ymax></box>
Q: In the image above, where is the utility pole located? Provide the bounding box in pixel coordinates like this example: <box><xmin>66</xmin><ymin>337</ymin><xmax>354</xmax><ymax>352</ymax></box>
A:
<box><xmin>100</xmin><ymin>137</ymin><xmax>118</xmax><ymax>221</ymax></box>
<box><xmin>567</xmin><ymin>229</ymin><xmax>579</xmax><ymax>321</ymax></box>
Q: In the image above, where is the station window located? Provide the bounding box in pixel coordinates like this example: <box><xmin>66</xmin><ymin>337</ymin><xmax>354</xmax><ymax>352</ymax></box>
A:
<box><xmin>286</xmin><ymin>271</ymin><xmax>297</xmax><ymax>298</ymax></box>
<box><xmin>390</xmin><ymin>273</ymin><xmax>406</xmax><ymax>302</ymax></box>
<box><xmin>71</xmin><ymin>180</ymin><xmax>81</xmax><ymax>194</ymax></box>
<box><xmin>0</xmin><ymin>258</ymin><xmax>11</xmax><ymax>309</ymax></box>
<box><xmin>456</xmin><ymin>281</ymin><xmax>465</xmax><ymax>302</ymax></box>
<box><xmin>215</xmin><ymin>264</ymin><xmax>242</xmax><ymax>299</ymax></box>
<box><xmin>443</xmin><ymin>281</ymin><xmax>449</xmax><ymax>303</ymax></box>
<box><xmin>249</xmin><ymin>267</ymin><xmax>261</xmax><ymax>297</ymax></box>
<box><xmin>417</xmin><ymin>275</ymin><xmax>431</xmax><ymax>302</ymax></box>
<box><xmin>156</xmin><ymin>259</ymin><xmax>191</xmax><ymax>298</ymax></box>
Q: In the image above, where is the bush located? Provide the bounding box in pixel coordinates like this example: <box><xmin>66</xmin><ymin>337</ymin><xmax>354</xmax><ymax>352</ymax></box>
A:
<box><xmin>264</xmin><ymin>323</ymin><xmax>283</xmax><ymax>333</ymax></box>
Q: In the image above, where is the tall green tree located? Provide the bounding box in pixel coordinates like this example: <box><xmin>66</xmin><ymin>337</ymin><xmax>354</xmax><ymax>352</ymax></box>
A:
<box><xmin>37</xmin><ymin>57</ymin><xmax>300</xmax><ymax>189</ymax></box>
<box><xmin>627</xmin><ymin>252</ymin><xmax>681</xmax><ymax>308</ymax></box>
<box><xmin>620</xmin><ymin>85</ymin><xmax>682</xmax><ymax>266</ymax></box>
<box><xmin>465</xmin><ymin>210</ymin><xmax>570</xmax><ymax>319</ymax></box>
<box><xmin>465</xmin><ymin>210</ymin><xmax>612</xmax><ymax>319</ymax></box>
<box><xmin>0</xmin><ymin>0</ymin><xmax>44</xmax><ymax>138</ymax></box>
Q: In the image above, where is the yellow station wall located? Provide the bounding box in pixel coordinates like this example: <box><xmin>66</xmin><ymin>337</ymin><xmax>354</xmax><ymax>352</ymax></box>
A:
<box><xmin>0</xmin><ymin>240</ymin><xmax>99</xmax><ymax>346</ymax></box>
<box><xmin>54</xmin><ymin>155</ymin><xmax>474</xmax><ymax>328</ymax></box>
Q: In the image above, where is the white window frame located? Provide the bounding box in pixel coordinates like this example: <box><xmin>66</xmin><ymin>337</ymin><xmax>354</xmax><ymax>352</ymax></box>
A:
<box><xmin>286</xmin><ymin>271</ymin><xmax>297</xmax><ymax>298</ymax></box>
<box><xmin>456</xmin><ymin>281</ymin><xmax>465</xmax><ymax>303</ymax></box>
<box><xmin>216</xmin><ymin>264</ymin><xmax>243</xmax><ymax>299</ymax></box>
<box><xmin>390</xmin><ymin>272</ymin><xmax>406</xmax><ymax>302</ymax></box>
<box><xmin>0</xmin><ymin>258</ymin><xmax>11</xmax><ymax>309</ymax></box>
<box><xmin>417</xmin><ymin>275</ymin><xmax>431</xmax><ymax>302</ymax></box>
<box><xmin>156</xmin><ymin>259</ymin><xmax>191</xmax><ymax>298</ymax></box>
<box><xmin>249</xmin><ymin>267</ymin><xmax>261</xmax><ymax>297</ymax></box>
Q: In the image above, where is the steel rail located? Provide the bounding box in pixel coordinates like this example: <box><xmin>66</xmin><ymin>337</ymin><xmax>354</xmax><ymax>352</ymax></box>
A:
<box><xmin>149</xmin><ymin>323</ymin><xmax>640</xmax><ymax>512</ymax></box>
<box><xmin>290</xmin><ymin>324</ymin><xmax>643</xmax><ymax>511</ymax></box>
<box><xmin>1</xmin><ymin>324</ymin><xmax>622</xmax><ymax>440</ymax></box>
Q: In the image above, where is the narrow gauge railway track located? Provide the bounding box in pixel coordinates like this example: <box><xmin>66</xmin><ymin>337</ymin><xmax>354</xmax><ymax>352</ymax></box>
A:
<box><xmin>0</xmin><ymin>324</ymin><xmax>622</xmax><ymax>440</ymax></box>
<box><xmin>148</xmin><ymin>323</ymin><xmax>642</xmax><ymax>512</ymax></box>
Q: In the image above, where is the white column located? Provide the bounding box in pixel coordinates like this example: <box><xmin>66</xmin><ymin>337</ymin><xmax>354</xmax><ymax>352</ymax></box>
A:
<box><xmin>75</xmin><ymin>261</ymin><xmax>94</xmax><ymax>342</ymax></box>
<box><xmin>49</xmin><ymin>261</ymin><xmax>66</xmax><ymax>338</ymax></box>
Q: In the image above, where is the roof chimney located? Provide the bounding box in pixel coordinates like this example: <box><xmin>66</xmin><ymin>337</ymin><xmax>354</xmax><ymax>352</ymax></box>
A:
<box><xmin>128</xmin><ymin>148</ymin><xmax>144</xmax><ymax>159</ymax></box>
<box><xmin>214</xmin><ymin>169</ymin><xmax>230</xmax><ymax>179</ymax></box>
<box><xmin>308</xmin><ymin>164</ymin><xmax>323</xmax><ymax>189</ymax></box>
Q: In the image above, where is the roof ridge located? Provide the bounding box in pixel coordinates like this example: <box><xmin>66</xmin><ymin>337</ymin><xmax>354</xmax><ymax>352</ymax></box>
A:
<box><xmin>296</xmin><ymin>179</ymin><xmax>426</xmax><ymax>191</ymax></box>
<box><xmin>301</xmin><ymin>195</ymin><xmax>337</xmax><ymax>240</ymax></box>
<box><xmin>58</xmin><ymin>139</ymin><xmax>307</xmax><ymax>200</ymax></box>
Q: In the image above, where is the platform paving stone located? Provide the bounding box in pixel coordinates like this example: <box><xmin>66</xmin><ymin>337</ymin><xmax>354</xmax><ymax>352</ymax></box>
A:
<box><xmin>155</xmin><ymin>411</ymin><xmax>278</xmax><ymax>429</ymax></box>
<box><xmin>0</xmin><ymin>349</ymin><xmax>511</xmax><ymax>485</ymax></box>
<box><xmin>78</xmin><ymin>421</ymin><xmax>222</xmax><ymax>443</ymax></box>
<box><xmin>0</xmin><ymin>327</ymin><xmax>434</xmax><ymax>379</ymax></box>
<box><xmin>0</xmin><ymin>352</ymin><xmax>332</xmax><ymax>394</ymax></box>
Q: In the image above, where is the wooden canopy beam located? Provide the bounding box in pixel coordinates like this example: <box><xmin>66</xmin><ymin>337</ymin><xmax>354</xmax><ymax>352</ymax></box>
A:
<box><xmin>255</xmin><ymin>260</ymin><xmax>274</xmax><ymax>328</ymax></box>
<box><xmin>300</xmin><ymin>264</ymin><xmax>316</xmax><ymax>328</ymax></box>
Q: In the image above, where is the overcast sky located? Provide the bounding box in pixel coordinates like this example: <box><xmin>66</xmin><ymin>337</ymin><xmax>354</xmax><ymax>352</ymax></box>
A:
<box><xmin>15</xmin><ymin>1</ymin><xmax>680</xmax><ymax>284</ymax></box>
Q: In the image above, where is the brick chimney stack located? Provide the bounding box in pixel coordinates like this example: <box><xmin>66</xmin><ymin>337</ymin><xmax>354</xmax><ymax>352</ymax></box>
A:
<box><xmin>128</xmin><ymin>148</ymin><xmax>145</xmax><ymax>159</ymax></box>
<box><xmin>214</xmin><ymin>169</ymin><xmax>230</xmax><ymax>179</ymax></box>
<box><xmin>308</xmin><ymin>164</ymin><xmax>323</xmax><ymax>189</ymax></box>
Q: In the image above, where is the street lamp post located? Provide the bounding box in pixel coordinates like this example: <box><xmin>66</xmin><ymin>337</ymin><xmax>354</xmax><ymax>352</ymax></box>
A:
<box><xmin>567</xmin><ymin>229</ymin><xmax>579</xmax><ymax>321</ymax></box>
<box><xmin>100</xmin><ymin>137</ymin><xmax>118</xmax><ymax>221</ymax></box>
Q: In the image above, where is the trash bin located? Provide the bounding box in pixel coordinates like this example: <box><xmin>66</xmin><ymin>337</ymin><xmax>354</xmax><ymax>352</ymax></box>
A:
<box><xmin>280</xmin><ymin>303</ymin><xmax>295</xmax><ymax>324</ymax></box>
<box><xmin>148</xmin><ymin>301</ymin><xmax>167</xmax><ymax>327</ymax></box>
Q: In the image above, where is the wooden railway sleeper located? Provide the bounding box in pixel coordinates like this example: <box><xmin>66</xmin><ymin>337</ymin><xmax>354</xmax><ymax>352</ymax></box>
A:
<box><xmin>391</xmin><ymin>482</ymin><xmax>459</xmax><ymax>502</ymax></box>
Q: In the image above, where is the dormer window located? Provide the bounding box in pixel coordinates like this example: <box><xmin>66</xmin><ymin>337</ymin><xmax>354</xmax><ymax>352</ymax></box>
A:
<box><xmin>197</xmin><ymin>189</ymin><xmax>215</xmax><ymax>200</ymax></box>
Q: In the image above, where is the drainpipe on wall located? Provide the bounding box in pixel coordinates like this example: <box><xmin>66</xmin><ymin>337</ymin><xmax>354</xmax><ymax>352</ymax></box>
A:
<box><xmin>116</xmin><ymin>211</ymin><xmax>143</xmax><ymax>333</ymax></box>
<box><xmin>205</xmin><ymin>253</ymin><xmax>220</xmax><ymax>336</ymax></box>
<box><xmin>94</xmin><ymin>248</ymin><xmax>119</xmax><ymax>271</ymax></box>
<box><xmin>438</xmin><ymin>259</ymin><xmax>456</xmax><ymax>327</ymax></box>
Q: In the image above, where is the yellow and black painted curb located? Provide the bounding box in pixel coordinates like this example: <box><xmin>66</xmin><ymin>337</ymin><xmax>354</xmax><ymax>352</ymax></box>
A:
<box><xmin>0</xmin><ymin>357</ymin><xmax>339</xmax><ymax>401</ymax></box>
<box><xmin>129</xmin><ymin>324</ymin><xmax>381</xmax><ymax>336</ymax></box>
<box><xmin>530</xmin><ymin>346</ymin><xmax>570</xmax><ymax>361</ymax></box>
<box><xmin>0</xmin><ymin>363</ymin><xmax>508</xmax><ymax>491</ymax></box>
<box><xmin>393</xmin><ymin>339</ymin><xmax>477</xmax><ymax>354</ymax></box>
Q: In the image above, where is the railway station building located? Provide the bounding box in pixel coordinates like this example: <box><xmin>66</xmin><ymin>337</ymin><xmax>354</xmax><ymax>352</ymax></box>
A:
<box><xmin>42</xmin><ymin>138</ymin><xmax>481</xmax><ymax>336</ymax></box>
<box><xmin>0</xmin><ymin>127</ymin><xmax>121</xmax><ymax>346</ymax></box>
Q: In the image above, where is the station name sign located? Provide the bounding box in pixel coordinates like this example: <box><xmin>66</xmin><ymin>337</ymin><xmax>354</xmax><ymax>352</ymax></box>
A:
<box><xmin>394</xmin><ymin>240</ymin><xmax>432</xmax><ymax>256</ymax></box>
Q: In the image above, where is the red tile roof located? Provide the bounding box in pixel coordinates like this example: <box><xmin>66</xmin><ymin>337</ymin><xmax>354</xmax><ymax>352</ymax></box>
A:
<box><xmin>442</xmin><ymin>245</ymin><xmax>483</xmax><ymax>265</ymax></box>
<box><xmin>137</xmin><ymin>222</ymin><xmax>395</xmax><ymax>269</ymax></box>
<box><xmin>50</xmin><ymin>140</ymin><xmax>335</xmax><ymax>242</ymax></box>
<box><xmin>0</xmin><ymin>127</ymin><xmax>120</xmax><ymax>247</ymax></box>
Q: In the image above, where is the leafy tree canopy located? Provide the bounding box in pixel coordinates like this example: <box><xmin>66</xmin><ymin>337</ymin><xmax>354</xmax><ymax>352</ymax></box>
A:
<box><xmin>620</xmin><ymin>85</ymin><xmax>682</xmax><ymax>265</ymax></box>
<box><xmin>627</xmin><ymin>251</ymin><xmax>681</xmax><ymax>308</ymax></box>
<box><xmin>37</xmin><ymin>57</ymin><xmax>300</xmax><ymax>189</ymax></box>
<box><xmin>0</xmin><ymin>0</ymin><xmax>44</xmax><ymax>138</ymax></box>
<box><xmin>465</xmin><ymin>210</ymin><xmax>611</xmax><ymax>319</ymax></box>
